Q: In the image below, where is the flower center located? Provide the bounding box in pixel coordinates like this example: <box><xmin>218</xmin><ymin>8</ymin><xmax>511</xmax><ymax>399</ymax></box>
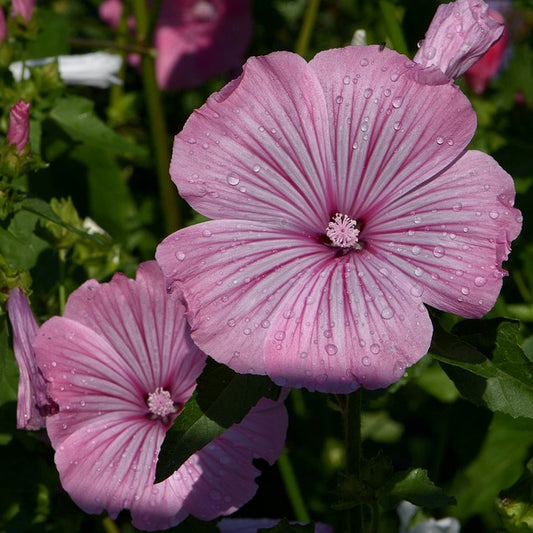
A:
<box><xmin>191</xmin><ymin>1</ymin><xmax>217</xmax><ymax>22</ymax></box>
<box><xmin>146</xmin><ymin>387</ymin><xmax>177</xmax><ymax>424</ymax></box>
<box><xmin>326</xmin><ymin>213</ymin><xmax>362</xmax><ymax>250</ymax></box>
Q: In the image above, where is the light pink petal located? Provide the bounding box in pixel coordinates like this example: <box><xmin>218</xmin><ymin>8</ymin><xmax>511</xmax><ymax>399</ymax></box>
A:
<box><xmin>366</xmin><ymin>150</ymin><xmax>522</xmax><ymax>318</ymax></box>
<box><xmin>172</xmin><ymin>51</ymin><xmax>333</xmax><ymax>233</ymax></box>
<box><xmin>414</xmin><ymin>0</ymin><xmax>504</xmax><ymax>80</ymax></box>
<box><xmin>63</xmin><ymin>261</ymin><xmax>205</xmax><ymax>400</ymax></box>
<box><xmin>157</xmin><ymin>220</ymin><xmax>336</xmax><ymax>376</ymax></box>
<box><xmin>8</xmin><ymin>100</ymin><xmax>30</xmax><ymax>153</ymax></box>
<box><xmin>263</xmin><ymin>252</ymin><xmax>432</xmax><ymax>392</ymax></box>
<box><xmin>6</xmin><ymin>288</ymin><xmax>54</xmax><ymax>430</ymax></box>
<box><xmin>308</xmin><ymin>46</ymin><xmax>476</xmax><ymax>219</ymax></box>
<box><xmin>34</xmin><ymin>317</ymin><xmax>146</xmax><ymax>446</ymax></box>
<box><xmin>177</xmin><ymin>397</ymin><xmax>287</xmax><ymax>520</ymax></box>
<box><xmin>54</xmin><ymin>416</ymin><xmax>167</xmax><ymax>521</ymax></box>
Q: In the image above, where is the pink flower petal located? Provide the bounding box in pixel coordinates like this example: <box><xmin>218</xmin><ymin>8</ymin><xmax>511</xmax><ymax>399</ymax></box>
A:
<box><xmin>364</xmin><ymin>150</ymin><xmax>522</xmax><ymax>318</ymax></box>
<box><xmin>179</xmin><ymin>397</ymin><xmax>288</xmax><ymax>519</ymax></box>
<box><xmin>172</xmin><ymin>51</ymin><xmax>333</xmax><ymax>232</ymax></box>
<box><xmin>414</xmin><ymin>0</ymin><xmax>504</xmax><ymax>80</ymax></box>
<box><xmin>308</xmin><ymin>46</ymin><xmax>476</xmax><ymax>217</ymax></box>
<box><xmin>6</xmin><ymin>288</ymin><xmax>55</xmax><ymax>430</ymax></box>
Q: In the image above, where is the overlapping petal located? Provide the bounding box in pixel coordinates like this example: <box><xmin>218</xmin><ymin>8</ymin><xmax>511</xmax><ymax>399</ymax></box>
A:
<box><xmin>308</xmin><ymin>46</ymin><xmax>476</xmax><ymax>218</ymax></box>
<box><xmin>366</xmin><ymin>150</ymin><xmax>522</xmax><ymax>318</ymax></box>
<box><xmin>173</xmin><ymin>51</ymin><xmax>333</xmax><ymax>232</ymax></box>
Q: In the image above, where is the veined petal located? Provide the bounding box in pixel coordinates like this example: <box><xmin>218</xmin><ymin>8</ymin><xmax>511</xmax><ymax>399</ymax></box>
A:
<box><xmin>366</xmin><ymin>150</ymin><xmax>522</xmax><ymax>317</ymax></box>
<box><xmin>53</xmin><ymin>416</ymin><xmax>165</xmax><ymax>521</ymax></box>
<box><xmin>172</xmin><ymin>51</ymin><xmax>333</xmax><ymax>232</ymax></box>
<box><xmin>309</xmin><ymin>46</ymin><xmax>476</xmax><ymax>219</ymax></box>
<box><xmin>157</xmin><ymin>220</ymin><xmax>336</xmax><ymax>376</ymax></box>
<box><xmin>34</xmin><ymin>317</ymin><xmax>147</xmax><ymax>446</ymax></box>
<box><xmin>264</xmin><ymin>252</ymin><xmax>432</xmax><ymax>392</ymax></box>
<box><xmin>63</xmin><ymin>261</ymin><xmax>204</xmax><ymax>399</ymax></box>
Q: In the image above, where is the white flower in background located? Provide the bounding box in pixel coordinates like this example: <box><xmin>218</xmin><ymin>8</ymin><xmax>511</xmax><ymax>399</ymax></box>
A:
<box><xmin>398</xmin><ymin>502</ymin><xmax>461</xmax><ymax>533</ymax></box>
<box><xmin>9</xmin><ymin>52</ymin><xmax>122</xmax><ymax>88</ymax></box>
<box><xmin>351</xmin><ymin>28</ymin><xmax>367</xmax><ymax>45</ymax></box>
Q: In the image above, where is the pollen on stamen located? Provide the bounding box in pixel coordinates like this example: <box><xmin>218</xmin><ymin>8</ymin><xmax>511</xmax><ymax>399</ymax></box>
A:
<box><xmin>147</xmin><ymin>387</ymin><xmax>177</xmax><ymax>422</ymax></box>
<box><xmin>326</xmin><ymin>213</ymin><xmax>362</xmax><ymax>250</ymax></box>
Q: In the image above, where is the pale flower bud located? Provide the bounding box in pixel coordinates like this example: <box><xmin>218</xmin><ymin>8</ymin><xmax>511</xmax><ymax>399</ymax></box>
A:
<box><xmin>7</xmin><ymin>100</ymin><xmax>30</xmax><ymax>153</ymax></box>
<box><xmin>10</xmin><ymin>0</ymin><xmax>36</xmax><ymax>22</ymax></box>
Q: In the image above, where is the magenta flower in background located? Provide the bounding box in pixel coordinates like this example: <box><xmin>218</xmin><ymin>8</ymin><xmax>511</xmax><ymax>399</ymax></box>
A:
<box><xmin>32</xmin><ymin>261</ymin><xmax>288</xmax><ymax>531</ymax></box>
<box><xmin>0</xmin><ymin>8</ymin><xmax>7</xmax><ymax>43</ymax></box>
<box><xmin>156</xmin><ymin>42</ymin><xmax>521</xmax><ymax>391</ymax></box>
<box><xmin>7</xmin><ymin>288</ymin><xmax>58</xmax><ymax>430</ymax></box>
<box><xmin>7</xmin><ymin>100</ymin><xmax>30</xmax><ymax>153</ymax></box>
<box><xmin>414</xmin><ymin>0</ymin><xmax>504</xmax><ymax>80</ymax></box>
<box><xmin>10</xmin><ymin>0</ymin><xmax>35</xmax><ymax>22</ymax></box>
<box><xmin>99</xmin><ymin>0</ymin><xmax>252</xmax><ymax>90</ymax></box>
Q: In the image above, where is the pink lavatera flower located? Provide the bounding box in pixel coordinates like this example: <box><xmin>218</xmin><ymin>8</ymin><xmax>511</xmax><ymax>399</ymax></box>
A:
<box><xmin>156</xmin><ymin>43</ymin><xmax>522</xmax><ymax>394</ymax></box>
<box><xmin>414</xmin><ymin>0</ymin><xmax>504</xmax><ymax>80</ymax></box>
<box><xmin>7</xmin><ymin>100</ymin><xmax>30</xmax><ymax>153</ymax></box>
<box><xmin>7</xmin><ymin>288</ymin><xmax>58</xmax><ymax>430</ymax></box>
<box><xmin>32</xmin><ymin>261</ymin><xmax>288</xmax><ymax>531</ymax></box>
<box><xmin>0</xmin><ymin>8</ymin><xmax>7</xmax><ymax>43</ymax></box>
<box><xmin>99</xmin><ymin>0</ymin><xmax>252</xmax><ymax>90</ymax></box>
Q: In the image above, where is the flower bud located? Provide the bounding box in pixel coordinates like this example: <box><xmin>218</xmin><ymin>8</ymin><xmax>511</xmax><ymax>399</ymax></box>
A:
<box><xmin>10</xmin><ymin>0</ymin><xmax>35</xmax><ymax>22</ymax></box>
<box><xmin>7</xmin><ymin>100</ymin><xmax>30</xmax><ymax>153</ymax></box>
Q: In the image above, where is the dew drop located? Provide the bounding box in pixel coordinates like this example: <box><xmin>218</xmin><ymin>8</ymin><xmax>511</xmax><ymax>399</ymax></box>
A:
<box><xmin>414</xmin><ymin>267</ymin><xmax>423</xmax><ymax>277</ymax></box>
<box><xmin>370</xmin><ymin>344</ymin><xmax>380</xmax><ymax>354</ymax></box>
<box><xmin>175</xmin><ymin>251</ymin><xmax>186</xmax><ymax>261</ymax></box>
<box><xmin>360</xmin><ymin>58</ymin><xmax>369</xmax><ymax>67</ymax></box>
<box><xmin>335</xmin><ymin>95</ymin><xmax>344</xmax><ymax>104</ymax></box>
<box><xmin>227</xmin><ymin>318</ymin><xmax>236</xmax><ymax>327</ymax></box>
<box><xmin>343</xmin><ymin>75</ymin><xmax>351</xmax><ymax>85</ymax></box>
<box><xmin>412</xmin><ymin>245</ymin><xmax>421</xmax><ymax>255</ymax></box>
<box><xmin>261</xmin><ymin>320</ymin><xmax>270</xmax><ymax>328</ymax></box>
<box><xmin>392</xmin><ymin>96</ymin><xmax>403</xmax><ymax>108</ymax></box>
<box><xmin>299</xmin><ymin>351</ymin><xmax>308</xmax><ymax>359</ymax></box>
<box><xmin>226</xmin><ymin>173</ymin><xmax>240</xmax><ymax>186</ymax></box>
<box><xmin>364</xmin><ymin>88</ymin><xmax>373</xmax><ymax>98</ymax></box>
<box><xmin>489</xmin><ymin>211</ymin><xmax>499</xmax><ymax>219</ymax></box>
<box><xmin>436</xmin><ymin>136</ymin><xmax>444</xmax><ymax>145</ymax></box>
<box><xmin>410</xmin><ymin>284</ymin><xmax>423</xmax><ymax>297</ymax></box>
<box><xmin>274</xmin><ymin>330</ymin><xmax>286</xmax><ymax>341</ymax></box>
<box><xmin>390</xmin><ymin>72</ymin><xmax>399</xmax><ymax>82</ymax></box>
<box><xmin>474</xmin><ymin>276</ymin><xmax>487</xmax><ymax>287</ymax></box>
<box><xmin>461</xmin><ymin>287</ymin><xmax>470</xmax><ymax>295</ymax></box>
<box><xmin>433</xmin><ymin>246</ymin><xmax>445</xmax><ymax>258</ymax></box>
<box><xmin>252</xmin><ymin>164</ymin><xmax>261</xmax><ymax>173</ymax></box>
<box><xmin>325</xmin><ymin>344</ymin><xmax>338</xmax><ymax>356</ymax></box>
<box><xmin>243</xmin><ymin>328</ymin><xmax>251</xmax><ymax>335</ymax></box>
<box><xmin>202</xmin><ymin>229</ymin><xmax>212</xmax><ymax>237</ymax></box>
<box><xmin>362</xmin><ymin>356</ymin><xmax>371</xmax><ymax>367</ymax></box>
<box><xmin>381</xmin><ymin>308</ymin><xmax>394</xmax><ymax>320</ymax></box>
<box><xmin>393</xmin><ymin>121</ymin><xmax>401</xmax><ymax>131</ymax></box>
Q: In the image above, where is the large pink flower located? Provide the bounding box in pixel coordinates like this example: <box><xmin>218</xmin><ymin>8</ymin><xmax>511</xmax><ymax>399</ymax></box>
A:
<box><xmin>7</xmin><ymin>288</ymin><xmax>57</xmax><ymax>430</ymax></box>
<box><xmin>99</xmin><ymin>0</ymin><xmax>252</xmax><ymax>90</ymax></box>
<box><xmin>156</xmin><ymin>43</ymin><xmax>521</xmax><ymax>394</ymax></box>
<box><xmin>32</xmin><ymin>261</ymin><xmax>288</xmax><ymax>531</ymax></box>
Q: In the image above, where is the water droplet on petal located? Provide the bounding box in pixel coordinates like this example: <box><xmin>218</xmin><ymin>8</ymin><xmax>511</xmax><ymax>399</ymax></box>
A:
<box><xmin>436</xmin><ymin>136</ymin><xmax>444</xmax><ymax>145</ymax></box>
<box><xmin>393</xmin><ymin>121</ymin><xmax>401</xmax><ymax>131</ymax></box>
<box><xmin>364</xmin><ymin>88</ymin><xmax>373</xmax><ymax>98</ymax></box>
<box><xmin>381</xmin><ymin>308</ymin><xmax>394</xmax><ymax>320</ymax></box>
<box><xmin>370</xmin><ymin>344</ymin><xmax>380</xmax><ymax>354</ymax></box>
<box><xmin>392</xmin><ymin>96</ymin><xmax>403</xmax><ymax>108</ymax></box>
<box><xmin>226</xmin><ymin>173</ymin><xmax>240</xmax><ymax>186</ymax></box>
<box><xmin>433</xmin><ymin>246</ymin><xmax>445</xmax><ymax>258</ymax></box>
<box><xmin>461</xmin><ymin>287</ymin><xmax>470</xmax><ymax>295</ymax></box>
<box><xmin>325</xmin><ymin>344</ymin><xmax>338</xmax><ymax>356</ymax></box>
<box><xmin>360</xmin><ymin>58</ymin><xmax>369</xmax><ymax>67</ymax></box>
<box><xmin>335</xmin><ymin>95</ymin><xmax>343</xmax><ymax>104</ymax></box>
<box><xmin>362</xmin><ymin>356</ymin><xmax>371</xmax><ymax>366</ymax></box>
<box><xmin>474</xmin><ymin>276</ymin><xmax>487</xmax><ymax>287</ymax></box>
<box><xmin>261</xmin><ymin>320</ymin><xmax>270</xmax><ymax>328</ymax></box>
<box><xmin>202</xmin><ymin>229</ymin><xmax>212</xmax><ymax>237</ymax></box>
<box><xmin>252</xmin><ymin>164</ymin><xmax>261</xmax><ymax>173</ymax></box>
<box><xmin>274</xmin><ymin>330</ymin><xmax>286</xmax><ymax>341</ymax></box>
<box><xmin>489</xmin><ymin>211</ymin><xmax>499</xmax><ymax>219</ymax></box>
<box><xmin>175</xmin><ymin>251</ymin><xmax>186</xmax><ymax>261</ymax></box>
<box><xmin>343</xmin><ymin>75</ymin><xmax>351</xmax><ymax>85</ymax></box>
<box><xmin>227</xmin><ymin>318</ymin><xmax>236</xmax><ymax>327</ymax></box>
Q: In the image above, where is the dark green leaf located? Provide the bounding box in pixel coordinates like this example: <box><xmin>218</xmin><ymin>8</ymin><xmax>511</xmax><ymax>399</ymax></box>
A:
<box><xmin>379</xmin><ymin>468</ymin><xmax>456</xmax><ymax>510</ymax></box>
<box><xmin>155</xmin><ymin>358</ymin><xmax>281</xmax><ymax>482</ymax></box>
<box><xmin>49</xmin><ymin>97</ymin><xmax>148</xmax><ymax>160</ymax></box>
<box><xmin>0</xmin><ymin>314</ymin><xmax>18</xmax><ymax>407</ymax></box>
<box><xmin>430</xmin><ymin>319</ymin><xmax>533</xmax><ymax>419</ymax></box>
<box><xmin>452</xmin><ymin>413</ymin><xmax>533</xmax><ymax>520</ymax></box>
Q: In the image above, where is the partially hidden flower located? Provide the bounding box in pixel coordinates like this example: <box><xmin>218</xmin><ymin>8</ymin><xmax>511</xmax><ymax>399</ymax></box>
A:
<box><xmin>414</xmin><ymin>0</ymin><xmax>504</xmax><ymax>81</ymax></box>
<box><xmin>10</xmin><ymin>0</ymin><xmax>35</xmax><ymax>22</ymax></box>
<box><xmin>9</xmin><ymin>52</ymin><xmax>123</xmax><ymax>88</ymax></box>
<box><xmin>7</xmin><ymin>100</ymin><xmax>30</xmax><ymax>153</ymax></box>
<box><xmin>463</xmin><ymin>4</ymin><xmax>510</xmax><ymax>94</ymax></box>
<box><xmin>218</xmin><ymin>518</ymin><xmax>333</xmax><ymax>532</ymax></box>
<box><xmin>398</xmin><ymin>501</ymin><xmax>461</xmax><ymax>533</ymax></box>
<box><xmin>31</xmin><ymin>261</ymin><xmax>288</xmax><ymax>531</ymax></box>
<box><xmin>99</xmin><ymin>0</ymin><xmax>252</xmax><ymax>90</ymax></box>
<box><xmin>6</xmin><ymin>288</ymin><xmax>58</xmax><ymax>430</ymax></box>
<box><xmin>156</xmin><ymin>48</ymin><xmax>521</xmax><ymax>391</ymax></box>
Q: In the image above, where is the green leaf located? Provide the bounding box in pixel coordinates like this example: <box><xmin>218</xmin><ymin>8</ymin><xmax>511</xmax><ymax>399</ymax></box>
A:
<box><xmin>379</xmin><ymin>468</ymin><xmax>456</xmax><ymax>510</ymax></box>
<box><xmin>155</xmin><ymin>358</ymin><xmax>281</xmax><ymax>482</ymax></box>
<box><xmin>430</xmin><ymin>319</ymin><xmax>533</xmax><ymax>419</ymax></box>
<box><xmin>379</xmin><ymin>0</ymin><xmax>408</xmax><ymax>55</ymax></box>
<box><xmin>452</xmin><ymin>413</ymin><xmax>533</xmax><ymax>520</ymax></box>
<box><xmin>49</xmin><ymin>96</ymin><xmax>148</xmax><ymax>160</ymax></box>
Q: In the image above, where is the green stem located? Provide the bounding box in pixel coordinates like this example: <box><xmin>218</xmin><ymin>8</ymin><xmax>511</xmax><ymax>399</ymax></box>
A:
<box><xmin>278</xmin><ymin>447</ymin><xmax>311</xmax><ymax>523</ymax></box>
<box><xmin>379</xmin><ymin>0</ymin><xmax>408</xmax><ymax>55</ymax></box>
<box><xmin>58</xmin><ymin>248</ymin><xmax>67</xmax><ymax>315</ymax></box>
<box><xmin>131</xmin><ymin>0</ymin><xmax>182</xmax><ymax>234</ymax></box>
<box><xmin>102</xmin><ymin>516</ymin><xmax>121</xmax><ymax>533</ymax></box>
<box><xmin>342</xmin><ymin>389</ymin><xmax>364</xmax><ymax>533</ymax></box>
<box><xmin>295</xmin><ymin>0</ymin><xmax>322</xmax><ymax>58</ymax></box>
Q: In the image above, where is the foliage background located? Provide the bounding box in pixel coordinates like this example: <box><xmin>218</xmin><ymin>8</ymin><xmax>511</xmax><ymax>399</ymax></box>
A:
<box><xmin>2</xmin><ymin>0</ymin><xmax>533</xmax><ymax>531</ymax></box>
